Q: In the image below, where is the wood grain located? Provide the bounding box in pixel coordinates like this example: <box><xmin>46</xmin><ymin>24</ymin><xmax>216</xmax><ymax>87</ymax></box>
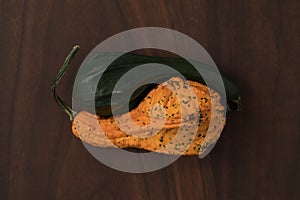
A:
<box><xmin>0</xmin><ymin>0</ymin><xmax>299</xmax><ymax>199</ymax></box>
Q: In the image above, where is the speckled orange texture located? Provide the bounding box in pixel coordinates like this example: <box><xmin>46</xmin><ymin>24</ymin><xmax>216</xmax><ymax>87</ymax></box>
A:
<box><xmin>72</xmin><ymin>77</ymin><xmax>225</xmax><ymax>155</ymax></box>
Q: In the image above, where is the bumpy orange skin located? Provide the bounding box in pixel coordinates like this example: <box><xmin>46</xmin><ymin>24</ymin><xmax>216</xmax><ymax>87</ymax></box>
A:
<box><xmin>72</xmin><ymin>77</ymin><xmax>225</xmax><ymax>155</ymax></box>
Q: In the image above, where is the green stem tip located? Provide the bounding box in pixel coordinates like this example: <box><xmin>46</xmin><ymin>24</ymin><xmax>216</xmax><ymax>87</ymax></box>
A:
<box><xmin>52</xmin><ymin>45</ymin><xmax>80</xmax><ymax>121</ymax></box>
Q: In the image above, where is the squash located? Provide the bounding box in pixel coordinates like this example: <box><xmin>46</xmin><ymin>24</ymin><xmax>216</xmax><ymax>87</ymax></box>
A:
<box><xmin>52</xmin><ymin>46</ymin><xmax>241</xmax><ymax>156</ymax></box>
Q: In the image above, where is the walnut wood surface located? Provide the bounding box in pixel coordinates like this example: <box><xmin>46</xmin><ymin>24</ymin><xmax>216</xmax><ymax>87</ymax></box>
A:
<box><xmin>0</xmin><ymin>0</ymin><xmax>299</xmax><ymax>199</ymax></box>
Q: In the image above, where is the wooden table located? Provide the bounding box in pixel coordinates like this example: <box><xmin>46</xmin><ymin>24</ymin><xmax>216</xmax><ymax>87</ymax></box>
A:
<box><xmin>1</xmin><ymin>0</ymin><xmax>299</xmax><ymax>199</ymax></box>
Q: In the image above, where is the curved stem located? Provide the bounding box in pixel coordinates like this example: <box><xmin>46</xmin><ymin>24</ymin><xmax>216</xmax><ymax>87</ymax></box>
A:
<box><xmin>51</xmin><ymin>45</ymin><xmax>80</xmax><ymax>121</ymax></box>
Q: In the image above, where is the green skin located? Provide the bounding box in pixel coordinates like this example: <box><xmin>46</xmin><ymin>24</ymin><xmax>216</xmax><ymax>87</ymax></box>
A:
<box><xmin>53</xmin><ymin>46</ymin><xmax>241</xmax><ymax>120</ymax></box>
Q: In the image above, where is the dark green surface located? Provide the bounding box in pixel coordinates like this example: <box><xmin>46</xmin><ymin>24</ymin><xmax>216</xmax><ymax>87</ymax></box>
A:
<box><xmin>72</xmin><ymin>52</ymin><xmax>241</xmax><ymax>117</ymax></box>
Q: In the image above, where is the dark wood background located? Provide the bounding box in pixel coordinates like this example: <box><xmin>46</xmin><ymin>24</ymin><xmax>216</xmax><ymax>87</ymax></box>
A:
<box><xmin>1</xmin><ymin>0</ymin><xmax>299</xmax><ymax>199</ymax></box>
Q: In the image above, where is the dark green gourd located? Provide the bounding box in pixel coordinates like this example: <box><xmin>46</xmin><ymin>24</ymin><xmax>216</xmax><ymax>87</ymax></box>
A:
<box><xmin>73</xmin><ymin>52</ymin><xmax>241</xmax><ymax>117</ymax></box>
